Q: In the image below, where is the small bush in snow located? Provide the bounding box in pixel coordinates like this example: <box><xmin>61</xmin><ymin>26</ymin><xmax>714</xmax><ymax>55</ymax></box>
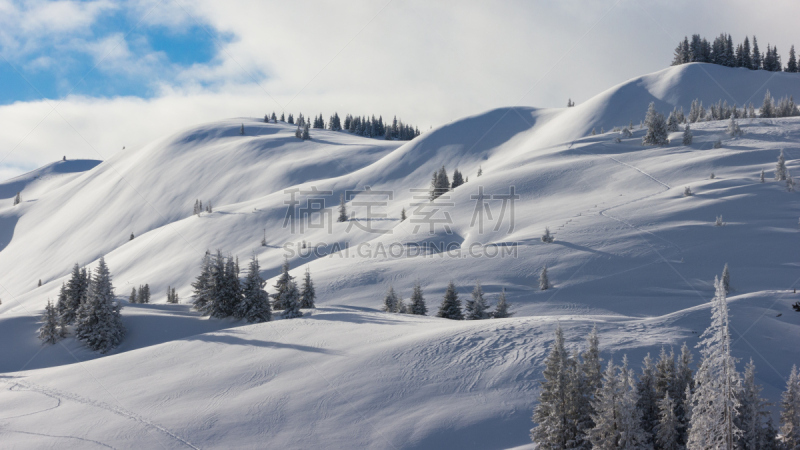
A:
<box><xmin>714</xmin><ymin>215</ymin><xmax>725</xmax><ymax>227</ymax></box>
<box><xmin>684</xmin><ymin>186</ymin><xmax>693</xmax><ymax>197</ymax></box>
<box><xmin>710</xmin><ymin>173</ymin><xmax>715</xmax><ymax>179</ymax></box>
<box><xmin>712</xmin><ymin>140</ymin><xmax>722</xmax><ymax>149</ymax></box>
<box><xmin>541</xmin><ymin>227</ymin><xmax>554</xmax><ymax>243</ymax></box>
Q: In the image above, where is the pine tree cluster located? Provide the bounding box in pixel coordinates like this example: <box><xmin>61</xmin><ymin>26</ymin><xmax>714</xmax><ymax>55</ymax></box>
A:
<box><xmin>192</xmin><ymin>253</ymin><xmax>314</xmax><ymax>321</ymax></box>
<box><xmin>530</xmin><ymin>265</ymin><xmax>798</xmax><ymax>449</ymax></box>
<box><xmin>44</xmin><ymin>258</ymin><xmax>125</xmax><ymax>352</ymax></box>
<box><xmin>267</xmin><ymin>111</ymin><xmax>421</xmax><ymax>140</ymax></box>
<box><xmin>428</xmin><ymin>166</ymin><xmax>472</xmax><ymax>201</ymax></box>
<box><xmin>672</xmin><ymin>34</ymin><xmax>797</xmax><ymax>72</ymax></box>
<box><xmin>129</xmin><ymin>284</ymin><xmax>150</xmax><ymax>304</ymax></box>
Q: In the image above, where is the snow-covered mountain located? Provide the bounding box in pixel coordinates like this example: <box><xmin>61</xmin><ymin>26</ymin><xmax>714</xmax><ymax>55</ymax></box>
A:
<box><xmin>1</xmin><ymin>63</ymin><xmax>799</xmax><ymax>449</ymax></box>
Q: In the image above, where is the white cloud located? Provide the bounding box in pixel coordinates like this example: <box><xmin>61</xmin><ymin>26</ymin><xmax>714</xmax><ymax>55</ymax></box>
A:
<box><xmin>3</xmin><ymin>0</ymin><xmax>800</xmax><ymax>180</ymax></box>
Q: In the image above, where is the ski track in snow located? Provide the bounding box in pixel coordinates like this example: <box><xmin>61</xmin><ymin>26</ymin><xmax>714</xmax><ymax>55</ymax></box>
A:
<box><xmin>1</xmin><ymin>429</ymin><xmax>118</xmax><ymax>449</ymax></box>
<box><xmin>1</xmin><ymin>379</ymin><xmax>200</xmax><ymax>450</ymax></box>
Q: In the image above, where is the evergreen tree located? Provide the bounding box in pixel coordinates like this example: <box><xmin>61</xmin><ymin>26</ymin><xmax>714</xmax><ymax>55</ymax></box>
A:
<box><xmin>302</xmin><ymin>123</ymin><xmax>310</xmax><ymax>140</ymax></box>
<box><xmin>236</xmin><ymin>255</ymin><xmax>271</xmax><ymax>323</ymax></box>
<box><xmin>240</xmin><ymin>123</ymin><xmax>245</xmax><ymax>135</ymax></box>
<box><xmin>192</xmin><ymin>251</ymin><xmax>213</xmax><ymax>314</ymax></box>
<box><xmin>38</xmin><ymin>300</ymin><xmax>65</xmax><ymax>345</ymax></box>
<box><xmin>643</xmin><ymin>102</ymin><xmax>669</xmax><ymax>146</ymax></box>
<box><xmin>761</xmin><ymin>90</ymin><xmax>775</xmax><ymax>118</ymax></box>
<box><xmin>271</xmin><ymin>112</ymin><xmax>277</xmax><ymax>122</ymax></box>
<box><xmin>737</xmin><ymin>359</ymin><xmax>770</xmax><ymax>450</ymax></box>
<box><xmin>542</xmin><ymin>227</ymin><xmax>554</xmax><ymax>243</ymax></box>
<box><xmin>337</xmin><ymin>193</ymin><xmax>348</xmax><ymax>222</ymax></box>
<box><xmin>788</xmin><ymin>45</ymin><xmax>798</xmax><ymax>73</ymax></box>
<box><xmin>656</xmin><ymin>393</ymin><xmax>681</xmax><ymax>450</ymax></box>
<box><xmin>300</xmin><ymin>267</ymin><xmax>316</xmax><ymax>308</ymax></box>
<box><xmin>776</xmin><ymin>149</ymin><xmax>788</xmax><ymax>181</ymax></box>
<box><xmin>55</xmin><ymin>283</ymin><xmax>69</xmax><ymax>322</ymax></box>
<box><xmin>129</xmin><ymin>287</ymin><xmax>137</xmax><ymax>304</ymax></box>
<box><xmin>781</xmin><ymin>365</ymin><xmax>800</xmax><ymax>449</ymax></box>
<box><xmin>435</xmin><ymin>166</ymin><xmax>450</xmax><ymax>197</ymax></box>
<box><xmin>721</xmin><ymin>263</ymin><xmax>731</xmax><ymax>295</ymax></box>
<box><xmin>667</xmin><ymin>109</ymin><xmax>680</xmax><ymax>132</ymax></box>
<box><xmin>727</xmin><ymin>115</ymin><xmax>742</xmax><ymax>137</ymax></box>
<box><xmin>451</xmin><ymin>169</ymin><xmax>464</xmax><ymax>189</ymax></box>
<box><xmin>14</xmin><ymin>191</ymin><xmax>20</xmax><ymax>205</ymax></box>
<box><xmin>760</xmin><ymin>169</ymin><xmax>765</xmax><ymax>183</ymax></box>
<box><xmin>532</xmin><ymin>325</ymin><xmax>577</xmax><ymax>448</ymax></box>
<box><xmin>61</xmin><ymin>264</ymin><xmax>88</xmax><ymax>325</ymax></box>
<box><xmin>492</xmin><ymin>288</ymin><xmax>513</xmax><ymax>318</ymax></box>
<box><xmin>742</xmin><ymin>36</ymin><xmax>752</xmax><ymax>69</ymax></box>
<box><xmin>129</xmin><ymin>232</ymin><xmax>134</xmax><ymax>241</ymax></box>
<box><xmin>281</xmin><ymin>281</ymin><xmax>303</xmax><ymax>319</ymax></box>
<box><xmin>618</xmin><ymin>356</ymin><xmax>652</xmax><ymax>449</ymax></box>
<box><xmin>403</xmin><ymin>283</ymin><xmax>424</xmax><ymax>316</ymax></box>
<box><xmin>540</xmin><ymin>265</ymin><xmax>551</xmax><ymax>290</ymax></box>
<box><xmin>465</xmin><ymin>281</ymin><xmax>489</xmax><ymax>320</ymax></box>
<box><xmin>574</xmin><ymin>325</ymin><xmax>602</xmax><ymax>445</ymax></box>
<box><xmin>271</xmin><ymin>258</ymin><xmax>295</xmax><ymax>310</ymax></box>
<box><xmin>75</xmin><ymin>257</ymin><xmax>125</xmax><ymax>353</ymax></box>
<box><xmin>752</xmin><ymin>37</ymin><xmax>762</xmax><ymax>70</ymax></box>
<box><xmin>687</xmin><ymin>276</ymin><xmax>741</xmax><ymax>449</ymax></box>
<box><xmin>637</xmin><ymin>353</ymin><xmax>660</xmax><ymax>445</ymax></box>
<box><xmin>140</xmin><ymin>284</ymin><xmax>150</xmax><ymax>304</ymax></box>
<box><xmin>400</xmin><ymin>207</ymin><xmax>406</xmax><ymax>222</ymax></box>
<box><xmin>437</xmin><ymin>281</ymin><xmax>463</xmax><ymax>320</ymax></box>
<box><xmin>280</xmin><ymin>112</ymin><xmax>285</xmax><ymax>122</ymax></box>
<box><xmin>477</xmin><ymin>166</ymin><xmax>483</xmax><ymax>177</ymax></box>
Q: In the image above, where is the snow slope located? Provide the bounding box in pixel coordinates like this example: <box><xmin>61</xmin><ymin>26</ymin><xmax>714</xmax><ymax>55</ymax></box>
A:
<box><xmin>1</xmin><ymin>63</ymin><xmax>799</xmax><ymax>449</ymax></box>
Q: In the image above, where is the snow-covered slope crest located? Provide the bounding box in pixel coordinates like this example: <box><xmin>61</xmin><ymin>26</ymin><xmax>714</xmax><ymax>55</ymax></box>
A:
<box><xmin>1</xmin><ymin>63</ymin><xmax>800</xmax><ymax>449</ymax></box>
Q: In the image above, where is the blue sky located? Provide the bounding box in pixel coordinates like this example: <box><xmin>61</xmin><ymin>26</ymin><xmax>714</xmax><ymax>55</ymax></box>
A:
<box><xmin>0</xmin><ymin>3</ymin><xmax>226</xmax><ymax>103</ymax></box>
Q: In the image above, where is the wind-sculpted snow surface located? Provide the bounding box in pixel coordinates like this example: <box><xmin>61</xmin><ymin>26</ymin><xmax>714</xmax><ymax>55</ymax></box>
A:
<box><xmin>1</xmin><ymin>63</ymin><xmax>799</xmax><ymax>448</ymax></box>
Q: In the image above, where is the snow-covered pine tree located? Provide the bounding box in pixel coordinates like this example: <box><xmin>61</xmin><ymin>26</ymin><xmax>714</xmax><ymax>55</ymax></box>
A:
<box><xmin>437</xmin><ymin>281</ymin><xmax>463</xmax><ymax>320</ymax></box>
<box><xmin>14</xmin><ymin>191</ymin><xmax>20</xmax><ymax>205</ymax></box>
<box><xmin>637</xmin><ymin>353</ymin><xmax>660</xmax><ymax>445</ymax></box>
<box><xmin>61</xmin><ymin>264</ymin><xmax>88</xmax><ymax>325</ymax></box>
<box><xmin>643</xmin><ymin>102</ymin><xmax>669</xmax><ymax>146</ymax></box>
<box><xmin>477</xmin><ymin>166</ymin><xmax>482</xmax><ymax>177</ymax></box>
<box><xmin>300</xmin><ymin>267</ymin><xmax>315</xmax><ymax>308</ymax></box>
<box><xmin>654</xmin><ymin>347</ymin><xmax>677</xmax><ymax>400</ymax></box>
<box><xmin>540</xmin><ymin>265</ymin><xmax>550</xmax><ymax>290</ymax></box>
<box><xmin>395</xmin><ymin>294</ymin><xmax>407</xmax><ymax>314</ymax></box>
<box><xmin>281</xmin><ymin>281</ymin><xmax>303</xmax><ymax>319</ymax></box>
<box><xmin>781</xmin><ymin>365</ymin><xmax>800</xmax><ymax>449</ymax></box>
<box><xmin>382</xmin><ymin>286</ymin><xmax>398</xmax><ymax>313</ymax></box>
<box><xmin>465</xmin><ymin>281</ymin><xmax>489</xmax><ymax>320</ymax></box>
<box><xmin>788</xmin><ymin>46</ymin><xmax>799</xmax><ymax>73</ymax></box>
<box><xmin>409</xmin><ymin>282</ymin><xmax>427</xmax><ymax>315</ymax></box>
<box><xmin>129</xmin><ymin>287</ymin><xmax>137</xmax><ymax>304</ymax></box>
<box><xmin>435</xmin><ymin>166</ymin><xmax>450</xmax><ymax>197</ymax></box>
<box><xmin>760</xmin><ymin>169</ymin><xmax>765</xmax><ymax>182</ymax></box>
<box><xmin>721</xmin><ymin>263</ymin><xmax>731</xmax><ymax>295</ymax></box>
<box><xmin>302</xmin><ymin>123</ymin><xmax>310</xmax><ymax>140</ymax></box>
<box><xmin>55</xmin><ymin>283</ymin><xmax>69</xmax><ymax>321</ymax></box>
<box><xmin>492</xmin><ymin>288</ymin><xmax>512</xmax><ymax>318</ymax></box>
<box><xmin>141</xmin><ymin>284</ymin><xmax>150</xmax><ymax>303</ymax></box>
<box><xmin>667</xmin><ymin>109</ymin><xmax>680</xmax><ymax>132</ymax></box>
<box><xmin>727</xmin><ymin>115</ymin><xmax>742</xmax><ymax>137</ymax></box>
<box><xmin>621</xmin><ymin>126</ymin><xmax>633</xmax><ymax>138</ymax></box>
<box><xmin>271</xmin><ymin>258</ymin><xmax>294</xmax><ymax>311</ymax></box>
<box><xmin>400</xmin><ymin>207</ymin><xmax>406</xmax><ymax>222</ymax></box>
<box><xmin>656</xmin><ymin>393</ymin><xmax>680</xmax><ymax>450</ymax></box>
<box><xmin>271</xmin><ymin>112</ymin><xmax>277</xmax><ymax>122</ymax></box>
<box><xmin>205</xmin><ymin>250</ymin><xmax>228</xmax><ymax>317</ymax></box>
<box><xmin>589</xmin><ymin>359</ymin><xmax>625</xmax><ymax>448</ymax></box>
<box><xmin>191</xmin><ymin>251</ymin><xmax>213</xmax><ymax>314</ymax></box>
<box><xmin>687</xmin><ymin>276</ymin><xmax>741</xmax><ymax>449</ymax></box>
<box><xmin>776</xmin><ymin>149</ymin><xmax>788</xmax><ymax>181</ymax></box>
<box><xmin>451</xmin><ymin>169</ymin><xmax>464</xmax><ymax>189</ymax></box>
<box><xmin>240</xmin><ymin>124</ymin><xmax>245</xmax><ymax>135</ymax></box>
<box><xmin>337</xmin><ymin>194</ymin><xmax>348</xmax><ymax>222</ymax></box>
<box><xmin>573</xmin><ymin>325</ymin><xmax>602</xmax><ymax>445</ymax></box>
<box><xmin>75</xmin><ymin>257</ymin><xmax>125</xmax><ymax>353</ymax></box>
<box><xmin>684</xmin><ymin>186</ymin><xmax>693</xmax><ymax>196</ymax></box>
<box><xmin>236</xmin><ymin>255</ymin><xmax>271</xmax><ymax>323</ymax></box>
<box><xmin>736</xmin><ymin>359</ymin><xmax>770</xmax><ymax>450</ymax></box>
<box><xmin>761</xmin><ymin>90</ymin><xmax>775</xmax><ymax>118</ymax></box>
<box><xmin>532</xmin><ymin>324</ymin><xmax>578</xmax><ymax>448</ymax></box>
<box><xmin>619</xmin><ymin>356</ymin><xmax>651</xmax><ymax>448</ymax></box>
<box><xmin>295</xmin><ymin>124</ymin><xmax>302</xmax><ymax>139</ymax></box>
<box><xmin>675</xmin><ymin>342</ymin><xmax>694</xmax><ymax>444</ymax></box>
<box><xmin>38</xmin><ymin>300</ymin><xmax>65</xmax><ymax>344</ymax></box>
<box><xmin>541</xmin><ymin>227</ymin><xmax>554</xmax><ymax>243</ymax></box>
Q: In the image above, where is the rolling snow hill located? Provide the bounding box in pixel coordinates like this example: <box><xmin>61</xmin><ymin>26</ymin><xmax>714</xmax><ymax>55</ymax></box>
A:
<box><xmin>1</xmin><ymin>63</ymin><xmax>799</xmax><ymax>449</ymax></box>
